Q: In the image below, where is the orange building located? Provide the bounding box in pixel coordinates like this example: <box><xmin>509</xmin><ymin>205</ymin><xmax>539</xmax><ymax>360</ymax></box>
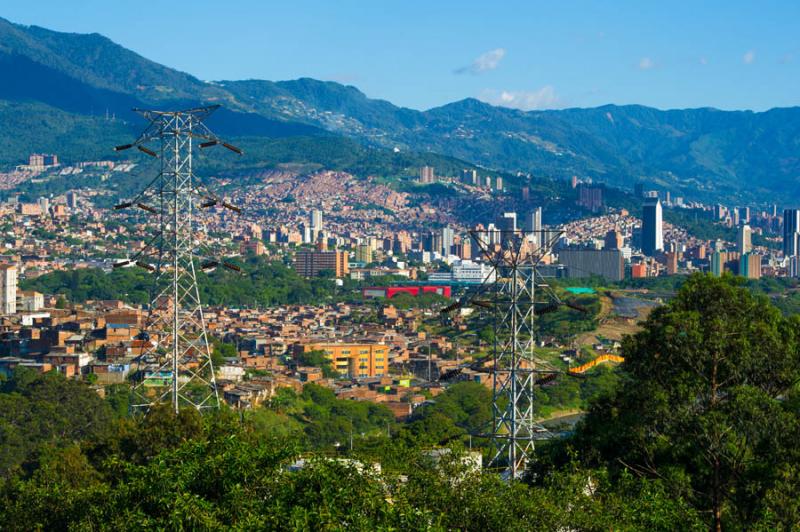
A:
<box><xmin>297</xmin><ymin>342</ymin><xmax>389</xmax><ymax>378</ymax></box>
<box><xmin>631</xmin><ymin>263</ymin><xmax>648</xmax><ymax>278</ymax></box>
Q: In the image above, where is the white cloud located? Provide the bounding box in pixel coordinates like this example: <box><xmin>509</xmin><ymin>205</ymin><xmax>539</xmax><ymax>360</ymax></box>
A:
<box><xmin>479</xmin><ymin>86</ymin><xmax>561</xmax><ymax>111</ymax></box>
<box><xmin>743</xmin><ymin>50</ymin><xmax>756</xmax><ymax>64</ymax></box>
<box><xmin>455</xmin><ymin>48</ymin><xmax>506</xmax><ymax>75</ymax></box>
<box><xmin>638</xmin><ymin>57</ymin><xmax>655</xmax><ymax>70</ymax></box>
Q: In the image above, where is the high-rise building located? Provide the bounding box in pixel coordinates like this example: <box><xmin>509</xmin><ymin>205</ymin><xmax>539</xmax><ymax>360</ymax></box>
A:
<box><xmin>577</xmin><ymin>183</ymin><xmax>605</xmax><ymax>213</ymax></box>
<box><xmin>309</xmin><ymin>209</ymin><xmax>323</xmax><ymax>243</ymax></box>
<box><xmin>301</xmin><ymin>224</ymin><xmax>312</xmax><ymax>244</ymax></box>
<box><xmin>737</xmin><ymin>225</ymin><xmax>752</xmax><ymax>255</ymax></box>
<box><xmin>0</xmin><ymin>264</ymin><xmax>17</xmax><ymax>315</ymax></box>
<box><xmin>711</xmin><ymin>251</ymin><xmax>724</xmax><ymax>277</ymax></box>
<box><xmin>419</xmin><ymin>166</ymin><xmax>435</xmax><ymax>184</ymax></box>
<box><xmin>524</xmin><ymin>208</ymin><xmax>542</xmax><ymax>233</ymax></box>
<box><xmin>28</xmin><ymin>153</ymin><xmax>59</xmax><ymax>169</ymax></box>
<box><xmin>641</xmin><ymin>198</ymin><xmax>663</xmax><ymax>256</ymax></box>
<box><xmin>38</xmin><ymin>197</ymin><xmax>50</xmax><ymax>215</ymax></box>
<box><xmin>355</xmin><ymin>244</ymin><xmax>373</xmax><ymax>265</ymax></box>
<box><xmin>784</xmin><ymin>209</ymin><xmax>800</xmax><ymax>257</ymax></box>
<box><xmin>604</xmin><ymin>229</ymin><xmax>623</xmax><ymax>251</ymax></box>
<box><xmin>293</xmin><ymin>251</ymin><xmax>349</xmax><ymax>278</ymax></box>
<box><xmin>66</xmin><ymin>191</ymin><xmax>77</xmax><ymax>209</ymax></box>
<box><xmin>457</xmin><ymin>238</ymin><xmax>471</xmax><ymax>260</ymax></box>
<box><xmin>495</xmin><ymin>177</ymin><xmax>503</xmax><ymax>191</ymax></box>
<box><xmin>441</xmin><ymin>227</ymin><xmax>454</xmax><ymax>255</ymax></box>
<box><xmin>665</xmin><ymin>252</ymin><xmax>679</xmax><ymax>275</ymax></box>
<box><xmin>497</xmin><ymin>213</ymin><xmax>517</xmax><ymax>245</ymax></box>
<box><xmin>789</xmin><ymin>256</ymin><xmax>800</xmax><ymax>278</ymax></box>
<box><xmin>738</xmin><ymin>206</ymin><xmax>751</xmax><ymax>224</ymax></box>
<box><xmin>558</xmin><ymin>249</ymin><xmax>624</xmax><ymax>282</ymax></box>
<box><xmin>310</xmin><ymin>209</ymin><xmax>323</xmax><ymax>231</ymax></box>
<box><xmin>499</xmin><ymin>212</ymin><xmax>517</xmax><ymax>232</ymax></box>
<box><xmin>739</xmin><ymin>253</ymin><xmax>761</xmax><ymax>279</ymax></box>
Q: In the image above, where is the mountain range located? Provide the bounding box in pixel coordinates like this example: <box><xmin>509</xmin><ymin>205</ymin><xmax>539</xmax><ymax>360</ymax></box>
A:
<box><xmin>1</xmin><ymin>16</ymin><xmax>799</xmax><ymax>203</ymax></box>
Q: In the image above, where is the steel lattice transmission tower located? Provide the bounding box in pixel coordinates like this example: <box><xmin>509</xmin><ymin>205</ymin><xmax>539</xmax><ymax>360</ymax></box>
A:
<box><xmin>113</xmin><ymin>105</ymin><xmax>242</xmax><ymax>414</ymax></box>
<box><xmin>469</xmin><ymin>228</ymin><xmax>563</xmax><ymax>479</ymax></box>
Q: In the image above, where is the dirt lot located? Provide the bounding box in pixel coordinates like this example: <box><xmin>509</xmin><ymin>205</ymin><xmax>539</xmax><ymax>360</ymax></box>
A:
<box><xmin>575</xmin><ymin>292</ymin><xmax>659</xmax><ymax>346</ymax></box>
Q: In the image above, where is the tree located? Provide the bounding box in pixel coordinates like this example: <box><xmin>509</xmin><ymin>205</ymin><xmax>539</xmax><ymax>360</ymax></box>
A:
<box><xmin>404</xmin><ymin>382</ymin><xmax>492</xmax><ymax>445</ymax></box>
<box><xmin>574</xmin><ymin>274</ymin><xmax>800</xmax><ymax>530</ymax></box>
<box><xmin>0</xmin><ymin>368</ymin><xmax>115</xmax><ymax>477</ymax></box>
<box><xmin>211</xmin><ymin>338</ymin><xmax>237</xmax><ymax>369</ymax></box>
<box><xmin>295</xmin><ymin>349</ymin><xmax>336</xmax><ymax>378</ymax></box>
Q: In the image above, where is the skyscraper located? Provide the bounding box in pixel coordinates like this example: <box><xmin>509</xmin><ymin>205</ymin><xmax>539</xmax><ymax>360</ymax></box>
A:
<box><xmin>603</xmin><ymin>229</ymin><xmax>623</xmax><ymax>251</ymax></box>
<box><xmin>641</xmin><ymin>198</ymin><xmax>663</xmax><ymax>256</ymax></box>
<box><xmin>310</xmin><ymin>209</ymin><xmax>323</xmax><ymax>242</ymax></box>
<box><xmin>0</xmin><ymin>264</ymin><xmax>17</xmax><ymax>315</ymax></box>
<box><xmin>738</xmin><ymin>206</ymin><xmax>751</xmax><ymax>224</ymax></box>
<box><xmin>38</xmin><ymin>197</ymin><xmax>49</xmax><ymax>215</ymax></box>
<box><xmin>711</xmin><ymin>251</ymin><xmax>723</xmax><ymax>277</ymax></box>
<box><xmin>577</xmin><ymin>183</ymin><xmax>605</xmax><ymax>213</ymax></box>
<box><xmin>499</xmin><ymin>212</ymin><xmax>517</xmax><ymax>232</ymax></box>
<box><xmin>310</xmin><ymin>209</ymin><xmax>323</xmax><ymax>231</ymax></box>
<box><xmin>524</xmin><ymin>207</ymin><xmax>542</xmax><ymax>233</ymax></box>
<box><xmin>441</xmin><ymin>227</ymin><xmax>454</xmax><ymax>255</ymax></box>
<box><xmin>739</xmin><ymin>253</ymin><xmax>761</xmax><ymax>279</ymax></box>
<box><xmin>737</xmin><ymin>224</ymin><xmax>752</xmax><ymax>255</ymax></box>
<box><xmin>784</xmin><ymin>209</ymin><xmax>800</xmax><ymax>257</ymax></box>
<box><xmin>419</xmin><ymin>166</ymin><xmax>435</xmax><ymax>184</ymax></box>
<box><xmin>355</xmin><ymin>244</ymin><xmax>373</xmax><ymax>265</ymax></box>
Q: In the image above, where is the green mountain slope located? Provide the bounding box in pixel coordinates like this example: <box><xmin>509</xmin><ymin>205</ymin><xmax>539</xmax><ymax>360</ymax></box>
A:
<box><xmin>2</xmin><ymin>16</ymin><xmax>799</xmax><ymax>202</ymax></box>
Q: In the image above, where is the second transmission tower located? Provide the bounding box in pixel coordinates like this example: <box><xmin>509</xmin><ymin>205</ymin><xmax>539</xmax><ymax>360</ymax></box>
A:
<box><xmin>470</xmin><ymin>228</ymin><xmax>563</xmax><ymax>479</ymax></box>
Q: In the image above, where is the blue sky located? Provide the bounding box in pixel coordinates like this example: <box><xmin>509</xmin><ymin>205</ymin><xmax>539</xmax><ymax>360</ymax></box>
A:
<box><xmin>4</xmin><ymin>1</ymin><xmax>799</xmax><ymax>111</ymax></box>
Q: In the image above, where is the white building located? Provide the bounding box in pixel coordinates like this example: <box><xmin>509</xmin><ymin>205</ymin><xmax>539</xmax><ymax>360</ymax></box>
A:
<box><xmin>17</xmin><ymin>290</ymin><xmax>44</xmax><ymax>312</ymax></box>
<box><xmin>0</xmin><ymin>264</ymin><xmax>17</xmax><ymax>315</ymax></box>
<box><xmin>441</xmin><ymin>227</ymin><xmax>454</xmax><ymax>255</ymax></box>
<box><xmin>429</xmin><ymin>260</ymin><xmax>496</xmax><ymax>284</ymax></box>
<box><xmin>737</xmin><ymin>225</ymin><xmax>752</xmax><ymax>255</ymax></box>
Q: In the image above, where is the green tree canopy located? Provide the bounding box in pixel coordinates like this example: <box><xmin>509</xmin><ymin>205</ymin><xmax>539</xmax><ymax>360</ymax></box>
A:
<box><xmin>571</xmin><ymin>274</ymin><xmax>800</xmax><ymax>530</ymax></box>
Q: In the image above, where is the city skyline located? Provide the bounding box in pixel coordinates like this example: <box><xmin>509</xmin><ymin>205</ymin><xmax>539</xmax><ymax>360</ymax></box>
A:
<box><xmin>2</xmin><ymin>6</ymin><xmax>800</xmax><ymax>527</ymax></box>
